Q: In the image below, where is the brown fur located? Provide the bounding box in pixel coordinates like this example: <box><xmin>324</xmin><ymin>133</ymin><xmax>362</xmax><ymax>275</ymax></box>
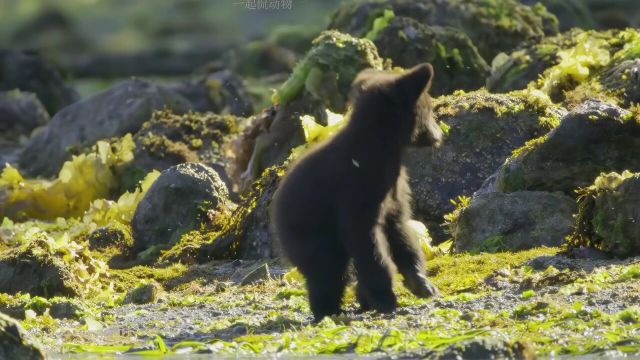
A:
<box><xmin>271</xmin><ymin>64</ymin><xmax>443</xmax><ymax>321</ymax></box>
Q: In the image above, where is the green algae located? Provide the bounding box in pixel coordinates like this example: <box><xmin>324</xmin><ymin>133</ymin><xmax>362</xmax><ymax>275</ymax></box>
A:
<box><xmin>365</xmin><ymin>9</ymin><xmax>394</xmax><ymax>41</ymax></box>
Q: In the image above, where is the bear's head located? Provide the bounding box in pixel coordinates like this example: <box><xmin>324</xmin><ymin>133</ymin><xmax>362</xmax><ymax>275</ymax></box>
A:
<box><xmin>349</xmin><ymin>63</ymin><xmax>443</xmax><ymax>148</ymax></box>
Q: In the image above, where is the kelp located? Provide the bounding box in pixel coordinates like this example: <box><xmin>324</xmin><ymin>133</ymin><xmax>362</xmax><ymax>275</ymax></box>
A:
<box><xmin>0</xmin><ymin>135</ymin><xmax>135</xmax><ymax>221</ymax></box>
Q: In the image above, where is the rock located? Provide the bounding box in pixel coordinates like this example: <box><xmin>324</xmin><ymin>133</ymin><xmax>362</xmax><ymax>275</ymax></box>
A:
<box><xmin>600</xmin><ymin>59</ymin><xmax>640</xmax><ymax>108</ymax></box>
<box><xmin>122</xmin><ymin>110</ymin><xmax>240</xmax><ymax>193</ymax></box>
<box><xmin>87</xmin><ymin>225</ymin><xmax>133</xmax><ymax>251</ymax></box>
<box><xmin>0</xmin><ymin>313</ymin><xmax>45</xmax><ymax>360</ymax></box>
<box><xmin>569</xmin><ymin>171</ymin><xmax>640</xmax><ymax>257</ymax></box>
<box><xmin>429</xmin><ymin>338</ymin><xmax>536</xmax><ymax>360</ymax></box>
<box><xmin>451</xmin><ymin>191</ymin><xmax>576</xmax><ymax>252</ymax></box>
<box><xmin>164</xmin><ymin>69</ymin><xmax>254</xmax><ymax>116</ymax></box>
<box><xmin>485</xmin><ymin>29</ymin><xmax>576</xmax><ymax>93</ymax></box>
<box><xmin>329</xmin><ymin>0</ymin><xmax>557</xmax><ymax>62</ymax></box>
<box><xmin>0</xmin><ymin>49</ymin><xmax>79</xmax><ymax>115</ymax></box>
<box><xmin>132</xmin><ymin>163</ymin><xmax>232</xmax><ymax>253</ymax></box>
<box><xmin>199</xmin><ymin>166</ymin><xmax>284</xmax><ymax>261</ymax></box>
<box><xmin>19</xmin><ymin>78</ymin><xmax>192</xmax><ymax>177</ymax></box>
<box><xmin>49</xmin><ymin>299</ymin><xmax>83</xmax><ymax>320</ymax></box>
<box><xmin>231</xmin><ymin>262</ymin><xmax>272</xmax><ymax>285</ymax></box>
<box><xmin>0</xmin><ymin>90</ymin><xmax>49</xmax><ymax>138</ymax></box>
<box><xmin>373</xmin><ymin>17</ymin><xmax>490</xmax><ymax>96</ymax></box>
<box><xmin>272</xmin><ymin>30</ymin><xmax>384</xmax><ymax>112</ymax></box>
<box><xmin>520</xmin><ymin>0</ymin><xmax>640</xmax><ymax>31</ymax></box>
<box><xmin>123</xmin><ymin>282</ymin><xmax>162</xmax><ymax>305</ymax></box>
<box><xmin>487</xmin><ymin>28</ymin><xmax>640</xmax><ymax>104</ymax></box>
<box><xmin>495</xmin><ymin>100</ymin><xmax>640</xmax><ymax>195</ymax></box>
<box><xmin>0</xmin><ymin>239</ymin><xmax>80</xmax><ymax>297</ymax></box>
<box><xmin>406</xmin><ymin>90</ymin><xmax>565</xmax><ymax>242</ymax></box>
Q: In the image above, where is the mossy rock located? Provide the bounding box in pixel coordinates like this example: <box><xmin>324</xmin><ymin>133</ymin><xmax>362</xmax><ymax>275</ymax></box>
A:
<box><xmin>406</xmin><ymin>90</ymin><xmax>565</xmax><ymax>242</ymax></box>
<box><xmin>373</xmin><ymin>17</ymin><xmax>490</xmax><ymax>96</ymax></box>
<box><xmin>0</xmin><ymin>90</ymin><xmax>49</xmax><ymax>139</ymax></box>
<box><xmin>19</xmin><ymin>79</ymin><xmax>192</xmax><ymax>177</ymax></box>
<box><xmin>487</xmin><ymin>28</ymin><xmax>640</xmax><ymax>104</ymax></box>
<box><xmin>132</xmin><ymin>163</ymin><xmax>233</xmax><ymax>254</ymax></box>
<box><xmin>0</xmin><ymin>239</ymin><xmax>81</xmax><ymax>298</ymax></box>
<box><xmin>486</xmin><ymin>29</ymin><xmax>581</xmax><ymax>94</ymax></box>
<box><xmin>329</xmin><ymin>0</ymin><xmax>558</xmax><ymax>63</ymax></box>
<box><xmin>123</xmin><ymin>282</ymin><xmax>162</xmax><ymax>305</ymax></box>
<box><xmin>600</xmin><ymin>59</ymin><xmax>640</xmax><ymax>108</ymax></box>
<box><xmin>122</xmin><ymin>109</ymin><xmax>241</xmax><ymax>192</ymax></box>
<box><xmin>272</xmin><ymin>30</ymin><xmax>384</xmax><ymax>112</ymax></box>
<box><xmin>0</xmin><ymin>313</ymin><xmax>45</xmax><ymax>360</ymax></box>
<box><xmin>194</xmin><ymin>166</ymin><xmax>285</xmax><ymax>262</ymax></box>
<box><xmin>451</xmin><ymin>191</ymin><xmax>576</xmax><ymax>253</ymax></box>
<box><xmin>496</xmin><ymin>100</ymin><xmax>640</xmax><ymax>195</ymax></box>
<box><xmin>87</xmin><ymin>224</ymin><xmax>133</xmax><ymax>252</ymax></box>
<box><xmin>569</xmin><ymin>171</ymin><xmax>640</xmax><ymax>258</ymax></box>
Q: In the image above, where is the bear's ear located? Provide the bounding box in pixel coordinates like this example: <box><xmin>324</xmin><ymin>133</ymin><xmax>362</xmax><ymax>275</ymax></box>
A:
<box><xmin>395</xmin><ymin>63</ymin><xmax>433</xmax><ymax>100</ymax></box>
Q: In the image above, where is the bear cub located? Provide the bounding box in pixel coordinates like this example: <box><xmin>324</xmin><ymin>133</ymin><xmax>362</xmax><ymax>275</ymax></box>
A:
<box><xmin>271</xmin><ymin>63</ymin><xmax>443</xmax><ymax>321</ymax></box>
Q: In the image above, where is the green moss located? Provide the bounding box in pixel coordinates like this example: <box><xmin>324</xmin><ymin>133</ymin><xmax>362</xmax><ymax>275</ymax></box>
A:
<box><xmin>427</xmin><ymin>247</ymin><xmax>558</xmax><ymax>295</ymax></box>
<box><xmin>613</xmin><ymin>29</ymin><xmax>640</xmax><ymax>61</ymax></box>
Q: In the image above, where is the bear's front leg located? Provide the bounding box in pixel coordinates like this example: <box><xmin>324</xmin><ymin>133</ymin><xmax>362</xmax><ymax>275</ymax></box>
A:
<box><xmin>298</xmin><ymin>248</ymin><xmax>350</xmax><ymax>322</ymax></box>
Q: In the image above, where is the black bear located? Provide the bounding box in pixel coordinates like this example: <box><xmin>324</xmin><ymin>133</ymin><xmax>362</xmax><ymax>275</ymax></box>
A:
<box><xmin>271</xmin><ymin>63</ymin><xmax>443</xmax><ymax>321</ymax></box>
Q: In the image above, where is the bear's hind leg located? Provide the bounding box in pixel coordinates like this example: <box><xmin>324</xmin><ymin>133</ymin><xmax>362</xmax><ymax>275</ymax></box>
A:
<box><xmin>384</xmin><ymin>210</ymin><xmax>439</xmax><ymax>298</ymax></box>
<box><xmin>299</xmin><ymin>248</ymin><xmax>349</xmax><ymax>322</ymax></box>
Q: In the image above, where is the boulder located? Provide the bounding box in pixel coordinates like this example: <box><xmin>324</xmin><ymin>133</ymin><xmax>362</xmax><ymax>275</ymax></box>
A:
<box><xmin>0</xmin><ymin>49</ymin><xmax>79</xmax><ymax>115</ymax></box>
<box><xmin>0</xmin><ymin>313</ymin><xmax>45</xmax><ymax>360</ymax></box>
<box><xmin>132</xmin><ymin>163</ymin><xmax>232</xmax><ymax>253</ymax></box>
<box><xmin>18</xmin><ymin>78</ymin><xmax>191</xmax><ymax>177</ymax></box>
<box><xmin>600</xmin><ymin>59</ymin><xmax>640</xmax><ymax>108</ymax></box>
<box><xmin>199</xmin><ymin>166</ymin><xmax>284</xmax><ymax>261</ymax></box>
<box><xmin>123</xmin><ymin>282</ymin><xmax>162</xmax><ymax>305</ymax></box>
<box><xmin>0</xmin><ymin>239</ymin><xmax>80</xmax><ymax>297</ymax></box>
<box><xmin>0</xmin><ymin>90</ymin><xmax>49</xmax><ymax>138</ymax></box>
<box><xmin>495</xmin><ymin>100</ymin><xmax>640</xmax><ymax>194</ymax></box>
<box><xmin>373</xmin><ymin>17</ymin><xmax>490</xmax><ymax>96</ymax></box>
<box><xmin>569</xmin><ymin>171</ymin><xmax>640</xmax><ymax>257</ymax></box>
<box><xmin>406</xmin><ymin>90</ymin><xmax>565</xmax><ymax>241</ymax></box>
<box><xmin>122</xmin><ymin>110</ymin><xmax>240</xmax><ymax>193</ymax></box>
<box><xmin>487</xmin><ymin>28</ymin><xmax>640</xmax><ymax>104</ymax></box>
<box><xmin>48</xmin><ymin>299</ymin><xmax>84</xmax><ymax>320</ymax></box>
<box><xmin>164</xmin><ymin>69</ymin><xmax>254</xmax><ymax>116</ymax></box>
<box><xmin>452</xmin><ymin>191</ymin><xmax>576</xmax><ymax>252</ymax></box>
<box><xmin>329</xmin><ymin>0</ymin><xmax>558</xmax><ymax>62</ymax></box>
<box><xmin>87</xmin><ymin>225</ymin><xmax>133</xmax><ymax>252</ymax></box>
